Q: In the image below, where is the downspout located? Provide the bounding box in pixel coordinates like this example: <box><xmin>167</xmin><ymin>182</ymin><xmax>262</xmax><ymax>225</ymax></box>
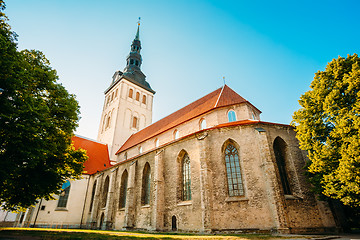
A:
<box><xmin>32</xmin><ymin>199</ymin><xmax>43</xmax><ymax>227</ymax></box>
<box><xmin>80</xmin><ymin>175</ymin><xmax>91</xmax><ymax>228</ymax></box>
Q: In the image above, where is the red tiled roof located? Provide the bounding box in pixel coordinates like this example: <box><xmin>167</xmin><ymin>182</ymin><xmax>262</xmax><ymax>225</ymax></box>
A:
<box><xmin>72</xmin><ymin>135</ymin><xmax>111</xmax><ymax>175</ymax></box>
<box><xmin>116</xmin><ymin>85</ymin><xmax>260</xmax><ymax>155</ymax></box>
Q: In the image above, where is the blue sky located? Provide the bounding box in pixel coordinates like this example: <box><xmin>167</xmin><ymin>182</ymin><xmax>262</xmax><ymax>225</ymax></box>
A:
<box><xmin>5</xmin><ymin>0</ymin><xmax>360</xmax><ymax>139</ymax></box>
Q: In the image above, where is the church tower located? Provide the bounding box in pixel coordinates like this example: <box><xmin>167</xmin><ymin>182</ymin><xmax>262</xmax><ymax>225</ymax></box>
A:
<box><xmin>97</xmin><ymin>21</ymin><xmax>155</xmax><ymax>162</ymax></box>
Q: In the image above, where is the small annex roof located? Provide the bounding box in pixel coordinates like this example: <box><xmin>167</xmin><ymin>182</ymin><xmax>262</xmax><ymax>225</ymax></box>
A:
<box><xmin>72</xmin><ymin>135</ymin><xmax>111</xmax><ymax>175</ymax></box>
<box><xmin>116</xmin><ymin>85</ymin><xmax>260</xmax><ymax>155</ymax></box>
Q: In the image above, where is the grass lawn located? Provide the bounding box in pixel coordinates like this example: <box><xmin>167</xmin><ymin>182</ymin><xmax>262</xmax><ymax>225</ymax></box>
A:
<box><xmin>0</xmin><ymin>228</ymin><xmax>304</xmax><ymax>240</ymax></box>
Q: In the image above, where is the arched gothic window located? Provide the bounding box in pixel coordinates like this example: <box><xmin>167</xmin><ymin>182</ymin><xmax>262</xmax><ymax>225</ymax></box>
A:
<box><xmin>182</xmin><ymin>153</ymin><xmax>192</xmax><ymax>201</ymax></box>
<box><xmin>224</xmin><ymin>143</ymin><xmax>244</xmax><ymax>196</ymax></box>
<box><xmin>119</xmin><ymin>170</ymin><xmax>128</xmax><ymax>209</ymax></box>
<box><xmin>89</xmin><ymin>180</ymin><xmax>97</xmax><ymax>212</ymax></box>
<box><xmin>141</xmin><ymin>163</ymin><xmax>151</xmax><ymax>205</ymax></box>
<box><xmin>228</xmin><ymin>110</ymin><xmax>236</xmax><ymax>122</ymax></box>
<box><xmin>57</xmin><ymin>180</ymin><xmax>71</xmax><ymax>208</ymax></box>
<box><xmin>102</xmin><ymin>176</ymin><xmax>110</xmax><ymax>208</ymax></box>
<box><xmin>273</xmin><ymin>137</ymin><xmax>291</xmax><ymax>195</ymax></box>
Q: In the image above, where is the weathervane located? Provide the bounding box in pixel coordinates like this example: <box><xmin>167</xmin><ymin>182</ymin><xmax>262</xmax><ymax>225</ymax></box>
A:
<box><xmin>223</xmin><ymin>76</ymin><xmax>226</xmax><ymax>86</ymax></box>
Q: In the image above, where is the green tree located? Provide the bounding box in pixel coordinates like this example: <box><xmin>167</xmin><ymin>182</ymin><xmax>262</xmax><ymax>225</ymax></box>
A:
<box><xmin>292</xmin><ymin>54</ymin><xmax>360</xmax><ymax>208</ymax></box>
<box><xmin>0</xmin><ymin>0</ymin><xmax>88</xmax><ymax>210</ymax></box>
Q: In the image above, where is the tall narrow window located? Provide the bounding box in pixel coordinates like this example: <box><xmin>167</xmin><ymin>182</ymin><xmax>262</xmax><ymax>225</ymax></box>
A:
<box><xmin>142</xmin><ymin>95</ymin><xmax>147</xmax><ymax>104</ymax></box>
<box><xmin>182</xmin><ymin>153</ymin><xmax>191</xmax><ymax>201</ymax></box>
<box><xmin>225</xmin><ymin>143</ymin><xmax>244</xmax><ymax>196</ymax></box>
<box><xmin>136</xmin><ymin>92</ymin><xmax>140</xmax><ymax>101</ymax></box>
<box><xmin>89</xmin><ymin>180</ymin><xmax>97</xmax><ymax>212</ymax></box>
<box><xmin>132</xmin><ymin>116</ymin><xmax>138</xmax><ymax>129</ymax></box>
<box><xmin>228</xmin><ymin>110</ymin><xmax>236</xmax><ymax>122</ymax></box>
<box><xmin>142</xmin><ymin>163</ymin><xmax>151</xmax><ymax>205</ymax></box>
<box><xmin>155</xmin><ymin>138</ymin><xmax>159</xmax><ymax>148</ymax></box>
<box><xmin>128</xmin><ymin>89</ymin><xmax>133</xmax><ymax>98</ymax></box>
<box><xmin>273</xmin><ymin>137</ymin><xmax>291</xmax><ymax>195</ymax></box>
<box><xmin>119</xmin><ymin>170</ymin><xmax>128</xmax><ymax>209</ymax></box>
<box><xmin>106</xmin><ymin>115</ymin><xmax>111</xmax><ymax>128</ymax></box>
<box><xmin>102</xmin><ymin>176</ymin><xmax>110</xmax><ymax>208</ymax></box>
<box><xmin>57</xmin><ymin>180</ymin><xmax>71</xmax><ymax>208</ymax></box>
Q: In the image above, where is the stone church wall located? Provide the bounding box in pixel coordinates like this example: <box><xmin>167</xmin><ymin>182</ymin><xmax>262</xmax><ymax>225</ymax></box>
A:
<box><xmin>87</xmin><ymin>121</ymin><xmax>337</xmax><ymax>233</ymax></box>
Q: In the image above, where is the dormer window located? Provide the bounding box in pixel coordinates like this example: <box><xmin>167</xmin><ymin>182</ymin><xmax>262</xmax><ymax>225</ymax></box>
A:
<box><xmin>200</xmin><ymin>118</ymin><xmax>206</xmax><ymax>130</ymax></box>
<box><xmin>228</xmin><ymin>110</ymin><xmax>236</xmax><ymax>122</ymax></box>
<box><xmin>174</xmin><ymin>130</ymin><xmax>179</xmax><ymax>140</ymax></box>
<box><xmin>130</xmin><ymin>59</ymin><xmax>134</xmax><ymax>65</ymax></box>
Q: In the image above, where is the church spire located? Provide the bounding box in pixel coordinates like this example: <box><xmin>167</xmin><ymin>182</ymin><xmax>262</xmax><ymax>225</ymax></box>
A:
<box><xmin>120</xmin><ymin>18</ymin><xmax>155</xmax><ymax>94</ymax></box>
<box><xmin>124</xmin><ymin>18</ymin><xmax>142</xmax><ymax>73</ymax></box>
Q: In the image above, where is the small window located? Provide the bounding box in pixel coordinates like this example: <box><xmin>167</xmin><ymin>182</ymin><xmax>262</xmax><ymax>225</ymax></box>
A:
<box><xmin>252</xmin><ymin>112</ymin><xmax>256</xmax><ymax>120</ymax></box>
<box><xmin>139</xmin><ymin>146</ymin><xmax>143</xmax><ymax>154</ymax></box>
<box><xmin>129</xmin><ymin>89</ymin><xmax>133</xmax><ymax>98</ymax></box>
<box><xmin>124</xmin><ymin>152</ymin><xmax>127</xmax><ymax>161</ymax></box>
<box><xmin>40</xmin><ymin>205</ymin><xmax>45</xmax><ymax>211</ymax></box>
<box><xmin>57</xmin><ymin>180</ymin><xmax>71</xmax><ymax>208</ymax></box>
<box><xmin>200</xmin><ymin>118</ymin><xmax>206</xmax><ymax>130</ymax></box>
<box><xmin>135</xmin><ymin>60</ymin><xmax>139</xmax><ymax>66</ymax></box>
<box><xmin>115</xmin><ymin>89</ymin><xmax>118</xmax><ymax>98</ymax></box>
<box><xmin>155</xmin><ymin>138</ymin><xmax>159</xmax><ymax>148</ymax></box>
<box><xmin>142</xmin><ymin>95</ymin><xmax>147</xmax><ymax>104</ymax></box>
<box><xmin>228</xmin><ymin>110</ymin><xmax>236</xmax><ymax>122</ymax></box>
<box><xmin>111</xmin><ymin>92</ymin><xmax>114</xmax><ymax>101</ymax></box>
<box><xmin>136</xmin><ymin>92</ymin><xmax>140</xmax><ymax>101</ymax></box>
<box><xmin>132</xmin><ymin>116</ymin><xmax>138</xmax><ymax>129</ymax></box>
<box><xmin>174</xmin><ymin>130</ymin><xmax>179</xmax><ymax>140</ymax></box>
<box><xmin>130</xmin><ymin>59</ymin><xmax>134</xmax><ymax>65</ymax></box>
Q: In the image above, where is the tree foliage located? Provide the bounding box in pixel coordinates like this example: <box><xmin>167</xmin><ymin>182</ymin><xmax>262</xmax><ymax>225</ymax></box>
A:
<box><xmin>0</xmin><ymin>1</ymin><xmax>88</xmax><ymax>211</ymax></box>
<box><xmin>292</xmin><ymin>54</ymin><xmax>360</xmax><ymax>208</ymax></box>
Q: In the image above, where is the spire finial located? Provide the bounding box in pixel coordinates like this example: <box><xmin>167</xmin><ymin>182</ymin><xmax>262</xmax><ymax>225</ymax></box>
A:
<box><xmin>135</xmin><ymin>17</ymin><xmax>141</xmax><ymax>40</ymax></box>
<box><xmin>223</xmin><ymin>76</ymin><xmax>226</xmax><ymax>86</ymax></box>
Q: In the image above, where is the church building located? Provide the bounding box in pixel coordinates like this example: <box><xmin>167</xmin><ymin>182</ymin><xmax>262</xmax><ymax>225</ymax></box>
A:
<box><xmin>13</xmin><ymin>23</ymin><xmax>338</xmax><ymax>234</ymax></box>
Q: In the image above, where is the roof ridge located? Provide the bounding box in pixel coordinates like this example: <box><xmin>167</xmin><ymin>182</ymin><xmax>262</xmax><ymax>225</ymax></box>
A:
<box><xmin>214</xmin><ymin>85</ymin><xmax>225</xmax><ymax>108</ymax></box>
<box><xmin>74</xmin><ymin>134</ymin><xmax>108</xmax><ymax>145</ymax></box>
